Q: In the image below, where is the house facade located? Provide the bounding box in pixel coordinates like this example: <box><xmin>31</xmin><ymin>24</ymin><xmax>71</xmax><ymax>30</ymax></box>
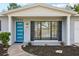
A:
<box><xmin>0</xmin><ymin>3</ymin><xmax>79</xmax><ymax>46</ymax></box>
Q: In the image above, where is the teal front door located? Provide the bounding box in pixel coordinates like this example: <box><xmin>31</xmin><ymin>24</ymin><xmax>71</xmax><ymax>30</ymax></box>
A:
<box><xmin>16</xmin><ymin>22</ymin><xmax>24</xmax><ymax>43</ymax></box>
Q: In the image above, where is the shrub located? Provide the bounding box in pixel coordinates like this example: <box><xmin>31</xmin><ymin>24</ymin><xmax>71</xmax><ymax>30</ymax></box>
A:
<box><xmin>28</xmin><ymin>42</ymin><xmax>32</xmax><ymax>46</ymax></box>
<box><xmin>0</xmin><ymin>32</ymin><xmax>11</xmax><ymax>48</ymax></box>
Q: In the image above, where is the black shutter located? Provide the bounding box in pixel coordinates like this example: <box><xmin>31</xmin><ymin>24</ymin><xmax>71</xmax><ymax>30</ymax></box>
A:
<box><xmin>58</xmin><ymin>21</ymin><xmax>62</xmax><ymax>41</ymax></box>
<box><xmin>31</xmin><ymin>22</ymin><xmax>35</xmax><ymax>41</ymax></box>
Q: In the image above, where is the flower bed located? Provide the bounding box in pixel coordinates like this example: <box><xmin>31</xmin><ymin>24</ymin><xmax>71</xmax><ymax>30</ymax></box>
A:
<box><xmin>0</xmin><ymin>44</ymin><xmax>9</xmax><ymax>56</ymax></box>
<box><xmin>22</xmin><ymin>46</ymin><xmax>79</xmax><ymax>56</ymax></box>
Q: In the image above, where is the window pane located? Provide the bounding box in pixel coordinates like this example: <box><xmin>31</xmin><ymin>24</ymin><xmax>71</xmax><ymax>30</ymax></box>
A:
<box><xmin>52</xmin><ymin>22</ymin><xmax>58</xmax><ymax>39</ymax></box>
<box><xmin>41</xmin><ymin>22</ymin><xmax>50</xmax><ymax>40</ymax></box>
<box><xmin>34</xmin><ymin>22</ymin><xmax>40</xmax><ymax>40</ymax></box>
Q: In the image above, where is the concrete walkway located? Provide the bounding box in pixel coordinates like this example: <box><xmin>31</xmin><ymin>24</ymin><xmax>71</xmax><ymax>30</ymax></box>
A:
<box><xmin>74</xmin><ymin>43</ymin><xmax>79</xmax><ymax>46</ymax></box>
<box><xmin>8</xmin><ymin>44</ymin><xmax>34</xmax><ymax>56</ymax></box>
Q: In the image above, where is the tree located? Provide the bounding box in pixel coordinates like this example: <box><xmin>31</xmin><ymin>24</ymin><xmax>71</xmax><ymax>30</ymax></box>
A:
<box><xmin>7</xmin><ymin>3</ymin><xmax>21</xmax><ymax>10</ymax></box>
<box><xmin>65</xmin><ymin>4</ymin><xmax>73</xmax><ymax>10</ymax></box>
<box><xmin>73</xmin><ymin>4</ymin><xmax>79</xmax><ymax>13</ymax></box>
<box><xmin>66</xmin><ymin>4</ymin><xmax>79</xmax><ymax>13</ymax></box>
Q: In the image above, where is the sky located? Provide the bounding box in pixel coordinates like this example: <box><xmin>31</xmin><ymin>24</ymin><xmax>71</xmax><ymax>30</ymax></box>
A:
<box><xmin>0</xmin><ymin>3</ymin><xmax>68</xmax><ymax>12</ymax></box>
<box><xmin>0</xmin><ymin>3</ymin><xmax>28</xmax><ymax>12</ymax></box>
<box><xmin>0</xmin><ymin>3</ymin><xmax>8</xmax><ymax>12</ymax></box>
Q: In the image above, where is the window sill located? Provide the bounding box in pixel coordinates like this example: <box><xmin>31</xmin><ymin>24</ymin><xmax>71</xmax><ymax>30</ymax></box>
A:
<box><xmin>31</xmin><ymin>40</ymin><xmax>58</xmax><ymax>42</ymax></box>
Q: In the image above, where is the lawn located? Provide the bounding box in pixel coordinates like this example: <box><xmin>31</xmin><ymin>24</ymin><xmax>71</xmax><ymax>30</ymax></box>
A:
<box><xmin>22</xmin><ymin>45</ymin><xmax>79</xmax><ymax>56</ymax></box>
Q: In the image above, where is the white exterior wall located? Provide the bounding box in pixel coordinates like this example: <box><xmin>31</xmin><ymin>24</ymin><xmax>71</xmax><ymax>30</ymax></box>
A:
<box><xmin>24</xmin><ymin>19</ymin><xmax>31</xmax><ymax>43</ymax></box>
<box><xmin>70</xmin><ymin>16</ymin><xmax>79</xmax><ymax>44</ymax></box>
<box><xmin>0</xmin><ymin>16</ymin><xmax>8</xmax><ymax>32</ymax></box>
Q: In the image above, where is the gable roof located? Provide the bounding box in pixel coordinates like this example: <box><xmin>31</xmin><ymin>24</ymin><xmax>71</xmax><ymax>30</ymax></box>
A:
<box><xmin>2</xmin><ymin>3</ymin><xmax>77</xmax><ymax>15</ymax></box>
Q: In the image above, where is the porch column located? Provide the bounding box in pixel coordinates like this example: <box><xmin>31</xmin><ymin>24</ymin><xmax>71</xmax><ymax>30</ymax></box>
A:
<box><xmin>8</xmin><ymin>16</ymin><xmax>12</xmax><ymax>45</ymax></box>
<box><xmin>67</xmin><ymin>16</ymin><xmax>70</xmax><ymax>45</ymax></box>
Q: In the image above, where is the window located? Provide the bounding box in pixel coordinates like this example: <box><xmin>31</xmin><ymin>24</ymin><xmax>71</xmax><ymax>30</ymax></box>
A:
<box><xmin>31</xmin><ymin>21</ymin><xmax>62</xmax><ymax>41</ymax></box>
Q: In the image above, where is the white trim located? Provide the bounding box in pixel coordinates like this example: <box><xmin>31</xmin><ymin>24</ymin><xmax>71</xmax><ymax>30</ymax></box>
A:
<box><xmin>31</xmin><ymin>40</ymin><xmax>60</xmax><ymax>46</ymax></box>
<box><xmin>8</xmin><ymin>16</ymin><xmax>12</xmax><ymax>45</ymax></box>
<box><xmin>32</xmin><ymin>40</ymin><xmax>59</xmax><ymax>42</ymax></box>
<box><xmin>8</xmin><ymin>16</ymin><xmax>11</xmax><ymax>32</ymax></box>
<box><xmin>67</xmin><ymin>16</ymin><xmax>70</xmax><ymax>45</ymax></box>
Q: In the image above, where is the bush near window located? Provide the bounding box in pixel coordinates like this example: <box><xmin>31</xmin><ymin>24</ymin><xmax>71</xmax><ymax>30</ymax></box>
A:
<box><xmin>0</xmin><ymin>32</ymin><xmax>11</xmax><ymax>48</ymax></box>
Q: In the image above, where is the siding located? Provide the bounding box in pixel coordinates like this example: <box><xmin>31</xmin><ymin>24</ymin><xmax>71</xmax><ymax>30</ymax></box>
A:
<box><xmin>0</xmin><ymin>16</ymin><xmax>8</xmax><ymax>32</ymax></box>
<box><xmin>70</xmin><ymin>16</ymin><xmax>79</xmax><ymax>44</ymax></box>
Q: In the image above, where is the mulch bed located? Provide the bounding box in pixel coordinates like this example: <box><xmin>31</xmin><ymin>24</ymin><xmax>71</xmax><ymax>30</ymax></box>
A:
<box><xmin>22</xmin><ymin>46</ymin><xmax>79</xmax><ymax>56</ymax></box>
<box><xmin>0</xmin><ymin>44</ymin><xmax>9</xmax><ymax>56</ymax></box>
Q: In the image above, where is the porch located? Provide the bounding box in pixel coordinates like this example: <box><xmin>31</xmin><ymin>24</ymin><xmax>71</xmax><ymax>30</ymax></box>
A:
<box><xmin>8</xmin><ymin>16</ymin><xmax>71</xmax><ymax>46</ymax></box>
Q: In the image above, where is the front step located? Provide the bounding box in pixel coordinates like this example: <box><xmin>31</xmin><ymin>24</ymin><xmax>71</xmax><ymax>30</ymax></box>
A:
<box><xmin>74</xmin><ymin>43</ymin><xmax>79</xmax><ymax>47</ymax></box>
<box><xmin>31</xmin><ymin>40</ymin><xmax>61</xmax><ymax>46</ymax></box>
